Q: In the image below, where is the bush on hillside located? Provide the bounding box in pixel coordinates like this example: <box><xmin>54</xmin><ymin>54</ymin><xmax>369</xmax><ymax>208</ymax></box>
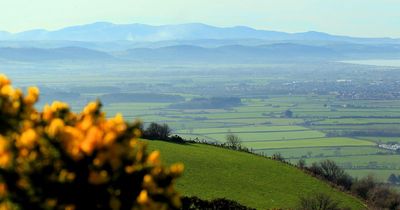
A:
<box><xmin>181</xmin><ymin>196</ymin><xmax>256</xmax><ymax>210</ymax></box>
<box><xmin>351</xmin><ymin>175</ymin><xmax>377</xmax><ymax>199</ymax></box>
<box><xmin>367</xmin><ymin>185</ymin><xmax>400</xmax><ymax>210</ymax></box>
<box><xmin>143</xmin><ymin>122</ymin><xmax>172</xmax><ymax>140</ymax></box>
<box><xmin>0</xmin><ymin>74</ymin><xmax>183</xmax><ymax>210</ymax></box>
<box><xmin>225</xmin><ymin>133</ymin><xmax>242</xmax><ymax>150</ymax></box>
<box><xmin>298</xmin><ymin>193</ymin><xmax>344</xmax><ymax>210</ymax></box>
<box><xmin>308</xmin><ymin>160</ymin><xmax>353</xmax><ymax>190</ymax></box>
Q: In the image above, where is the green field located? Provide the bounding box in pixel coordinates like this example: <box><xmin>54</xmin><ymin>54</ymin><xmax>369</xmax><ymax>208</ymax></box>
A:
<box><xmin>98</xmin><ymin>95</ymin><xmax>400</xmax><ymax>184</ymax></box>
<box><xmin>146</xmin><ymin>140</ymin><xmax>366</xmax><ymax>209</ymax></box>
<box><xmin>4</xmin><ymin>61</ymin><xmax>400</xmax><ymax>186</ymax></box>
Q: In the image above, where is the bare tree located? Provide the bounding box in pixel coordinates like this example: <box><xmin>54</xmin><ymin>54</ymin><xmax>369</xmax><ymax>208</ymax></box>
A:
<box><xmin>225</xmin><ymin>132</ymin><xmax>242</xmax><ymax>150</ymax></box>
<box><xmin>298</xmin><ymin>193</ymin><xmax>341</xmax><ymax>210</ymax></box>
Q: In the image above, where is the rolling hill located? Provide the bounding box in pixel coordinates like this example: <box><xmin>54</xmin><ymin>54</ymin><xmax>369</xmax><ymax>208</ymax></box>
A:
<box><xmin>0</xmin><ymin>47</ymin><xmax>114</xmax><ymax>61</ymax></box>
<box><xmin>145</xmin><ymin>140</ymin><xmax>366</xmax><ymax>209</ymax></box>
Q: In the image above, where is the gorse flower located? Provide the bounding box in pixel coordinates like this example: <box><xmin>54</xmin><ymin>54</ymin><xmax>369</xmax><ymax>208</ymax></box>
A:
<box><xmin>0</xmin><ymin>74</ymin><xmax>183</xmax><ymax>210</ymax></box>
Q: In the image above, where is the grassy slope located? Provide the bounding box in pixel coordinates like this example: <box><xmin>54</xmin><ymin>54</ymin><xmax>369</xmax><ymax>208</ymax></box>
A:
<box><xmin>145</xmin><ymin>140</ymin><xmax>366</xmax><ymax>209</ymax></box>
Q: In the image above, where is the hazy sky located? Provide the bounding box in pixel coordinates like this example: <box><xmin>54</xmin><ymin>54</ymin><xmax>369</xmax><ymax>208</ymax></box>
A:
<box><xmin>1</xmin><ymin>0</ymin><xmax>399</xmax><ymax>37</ymax></box>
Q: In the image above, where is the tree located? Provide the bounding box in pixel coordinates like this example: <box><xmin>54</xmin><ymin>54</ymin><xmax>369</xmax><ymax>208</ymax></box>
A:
<box><xmin>297</xmin><ymin>159</ymin><xmax>306</xmax><ymax>169</ymax></box>
<box><xmin>283</xmin><ymin>109</ymin><xmax>293</xmax><ymax>118</ymax></box>
<box><xmin>308</xmin><ymin>160</ymin><xmax>353</xmax><ymax>190</ymax></box>
<box><xmin>225</xmin><ymin>132</ymin><xmax>242</xmax><ymax>149</ymax></box>
<box><xmin>272</xmin><ymin>153</ymin><xmax>285</xmax><ymax>162</ymax></box>
<box><xmin>351</xmin><ymin>175</ymin><xmax>377</xmax><ymax>199</ymax></box>
<box><xmin>388</xmin><ymin>174</ymin><xmax>399</xmax><ymax>184</ymax></box>
<box><xmin>298</xmin><ymin>193</ymin><xmax>341</xmax><ymax>210</ymax></box>
<box><xmin>144</xmin><ymin>122</ymin><xmax>172</xmax><ymax>140</ymax></box>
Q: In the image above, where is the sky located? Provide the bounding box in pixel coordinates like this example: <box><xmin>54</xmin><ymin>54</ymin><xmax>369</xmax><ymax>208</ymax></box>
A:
<box><xmin>0</xmin><ymin>0</ymin><xmax>399</xmax><ymax>37</ymax></box>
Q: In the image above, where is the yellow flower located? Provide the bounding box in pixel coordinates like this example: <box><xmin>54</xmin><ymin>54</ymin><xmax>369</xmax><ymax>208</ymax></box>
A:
<box><xmin>0</xmin><ymin>85</ymin><xmax>14</xmax><ymax>96</ymax></box>
<box><xmin>45</xmin><ymin>199</ymin><xmax>57</xmax><ymax>208</ymax></box>
<box><xmin>19</xmin><ymin>128</ymin><xmax>38</xmax><ymax>148</ymax></box>
<box><xmin>43</xmin><ymin>104</ymin><xmax>53</xmax><ymax>121</ymax></box>
<box><xmin>0</xmin><ymin>74</ymin><xmax>10</xmax><ymax>86</ymax></box>
<box><xmin>169</xmin><ymin>163</ymin><xmax>184</xmax><ymax>176</ymax></box>
<box><xmin>80</xmin><ymin>127</ymin><xmax>103</xmax><ymax>155</ymax></box>
<box><xmin>64</xmin><ymin>204</ymin><xmax>76</xmax><ymax>210</ymax></box>
<box><xmin>50</xmin><ymin>101</ymin><xmax>69</xmax><ymax>112</ymax></box>
<box><xmin>143</xmin><ymin>175</ymin><xmax>155</xmax><ymax>188</ymax></box>
<box><xmin>78</xmin><ymin>116</ymin><xmax>93</xmax><ymax>131</ymax></box>
<box><xmin>0</xmin><ymin>152</ymin><xmax>11</xmax><ymax>168</ymax></box>
<box><xmin>88</xmin><ymin>170</ymin><xmax>109</xmax><ymax>185</ymax></box>
<box><xmin>0</xmin><ymin>183</ymin><xmax>7</xmax><ymax>197</ymax></box>
<box><xmin>147</xmin><ymin>150</ymin><xmax>160</xmax><ymax>165</ymax></box>
<box><xmin>0</xmin><ymin>135</ymin><xmax>8</xmax><ymax>153</ymax></box>
<box><xmin>24</xmin><ymin>86</ymin><xmax>40</xmax><ymax>105</ymax></box>
<box><xmin>137</xmin><ymin>190</ymin><xmax>149</xmax><ymax>204</ymax></box>
<box><xmin>47</xmin><ymin>118</ymin><xmax>65</xmax><ymax>138</ymax></box>
<box><xmin>0</xmin><ymin>137</ymin><xmax>12</xmax><ymax>168</ymax></box>
<box><xmin>83</xmin><ymin>101</ymin><xmax>99</xmax><ymax>115</ymax></box>
<box><xmin>103</xmin><ymin>131</ymin><xmax>117</xmax><ymax>145</ymax></box>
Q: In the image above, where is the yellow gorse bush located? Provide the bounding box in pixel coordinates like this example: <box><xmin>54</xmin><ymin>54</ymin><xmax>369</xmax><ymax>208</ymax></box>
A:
<box><xmin>0</xmin><ymin>74</ymin><xmax>183</xmax><ymax>210</ymax></box>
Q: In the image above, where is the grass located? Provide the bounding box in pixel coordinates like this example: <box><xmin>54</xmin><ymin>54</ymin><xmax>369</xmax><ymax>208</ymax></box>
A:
<box><xmin>206</xmin><ymin>130</ymin><xmax>326</xmax><ymax>142</ymax></box>
<box><xmin>347</xmin><ymin>169</ymin><xmax>400</xmax><ymax>181</ymax></box>
<box><xmin>256</xmin><ymin>146</ymin><xmax>388</xmax><ymax>159</ymax></box>
<box><xmin>245</xmin><ymin>137</ymin><xmax>375</xmax><ymax>149</ymax></box>
<box><xmin>175</xmin><ymin>125</ymin><xmax>308</xmax><ymax>134</ymax></box>
<box><xmin>304</xmin><ymin>154</ymin><xmax>400</xmax><ymax>169</ymax></box>
<box><xmin>145</xmin><ymin>140</ymin><xmax>366</xmax><ymax>209</ymax></box>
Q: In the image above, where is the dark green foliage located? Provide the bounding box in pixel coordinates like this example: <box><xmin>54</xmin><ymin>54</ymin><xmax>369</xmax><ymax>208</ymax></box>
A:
<box><xmin>308</xmin><ymin>160</ymin><xmax>353</xmax><ymax>190</ymax></box>
<box><xmin>297</xmin><ymin>159</ymin><xmax>306</xmax><ymax>169</ymax></box>
<box><xmin>225</xmin><ymin>132</ymin><xmax>242</xmax><ymax>150</ymax></box>
<box><xmin>169</xmin><ymin>135</ymin><xmax>186</xmax><ymax>144</ymax></box>
<box><xmin>367</xmin><ymin>186</ymin><xmax>400</xmax><ymax>210</ymax></box>
<box><xmin>298</xmin><ymin>193</ymin><xmax>342</xmax><ymax>210</ymax></box>
<box><xmin>181</xmin><ymin>196</ymin><xmax>256</xmax><ymax>210</ymax></box>
<box><xmin>272</xmin><ymin>152</ymin><xmax>285</xmax><ymax>162</ymax></box>
<box><xmin>283</xmin><ymin>109</ymin><xmax>293</xmax><ymax>118</ymax></box>
<box><xmin>388</xmin><ymin>173</ymin><xmax>399</xmax><ymax>184</ymax></box>
<box><xmin>351</xmin><ymin>175</ymin><xmax>376</xmax><ymax>199</ymax></box>
<box><xmin>143</xmin><ymin>122</ymin><xmax>172</xmax><ymax>140</ymax></box>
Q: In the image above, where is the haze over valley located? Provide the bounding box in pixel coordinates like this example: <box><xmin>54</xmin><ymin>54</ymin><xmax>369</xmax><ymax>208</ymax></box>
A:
<box><xmin>1</xmin><ymin>1</ymin><xmax>400</xmax><ymax>208</ymax></box>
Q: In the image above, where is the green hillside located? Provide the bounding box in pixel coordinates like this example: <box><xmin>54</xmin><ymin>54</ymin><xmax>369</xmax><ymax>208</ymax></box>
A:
<box><xmin>145</xmin><ymin>140</ymin><xmax>367</xmax><ymax>209</ymax></box>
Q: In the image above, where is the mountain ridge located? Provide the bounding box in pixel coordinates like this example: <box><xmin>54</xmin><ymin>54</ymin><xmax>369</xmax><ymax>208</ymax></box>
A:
<box><xmin>1</xmin><ymin>22</ymin><xmax>399</xmax><ymax>43</ymax></box>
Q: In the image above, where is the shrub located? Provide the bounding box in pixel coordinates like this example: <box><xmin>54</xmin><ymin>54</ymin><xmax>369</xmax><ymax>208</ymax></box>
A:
<box><xmin>298</xmin><ymin>193</ymin><xmax>342</xmax><ymax>210</ymax></box>
<box><xmin>351</xmin><ymin>175</ymin><xmax>376</xmax><ymax>199</ymax></box>
<box><xmin>297</xmin><ymin>159</ymin><xmax>306</xmax><ymax>169</ymax></box>
<box><xmin>143</xmin><ymin>122</ymin><xmax>172</xmax><ymax>140</ymax></box>
<box><xmin>367</xmin><ymin>185</ymin><xmax>400</xmax><ymax>210</ymax></box>
<box><xmin>225</xmin><ymin>133</ymin><xmax>242</xmax><ymax>150</ymax></box>
<box><xmin>181</xmin><ymin>196</ymin><xmax>255</xmax><ymax>210</ymax></box>
<box><xmin>0</xmin><ymin>75</ymin><xmax>183</xmax><ymax>210</ymax></box>
<box><xmin>308</xmin><ymin>160</ymin><xmax>353</xmax><ymax>190</ymax></box>
<box><xmin>168</xmin><ymin>135</ymin><xmax>186</xmax><ymax>144</ymax></box>
<box><xmin>271</xmin><ymin>153</ymin><xmax>285</xmax><ymax>162</ymax></box>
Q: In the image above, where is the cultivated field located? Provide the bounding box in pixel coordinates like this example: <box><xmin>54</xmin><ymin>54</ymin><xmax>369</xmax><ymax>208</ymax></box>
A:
<box><xmin>3</xmin><ymin>60</ymin><xmax>400</xmax><ymax>185</ymax></box>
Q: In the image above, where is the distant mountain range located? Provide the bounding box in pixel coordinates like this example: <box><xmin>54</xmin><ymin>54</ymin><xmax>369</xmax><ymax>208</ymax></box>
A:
<box><xmin>0</xmin><ymin>22</ymin><xmax>399</xmax><ymax>44</ymax></box>
<box><xmin>0</xmin><ymin>22</ymin><xmax>399</xmax><ymax>63</ymax></box>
